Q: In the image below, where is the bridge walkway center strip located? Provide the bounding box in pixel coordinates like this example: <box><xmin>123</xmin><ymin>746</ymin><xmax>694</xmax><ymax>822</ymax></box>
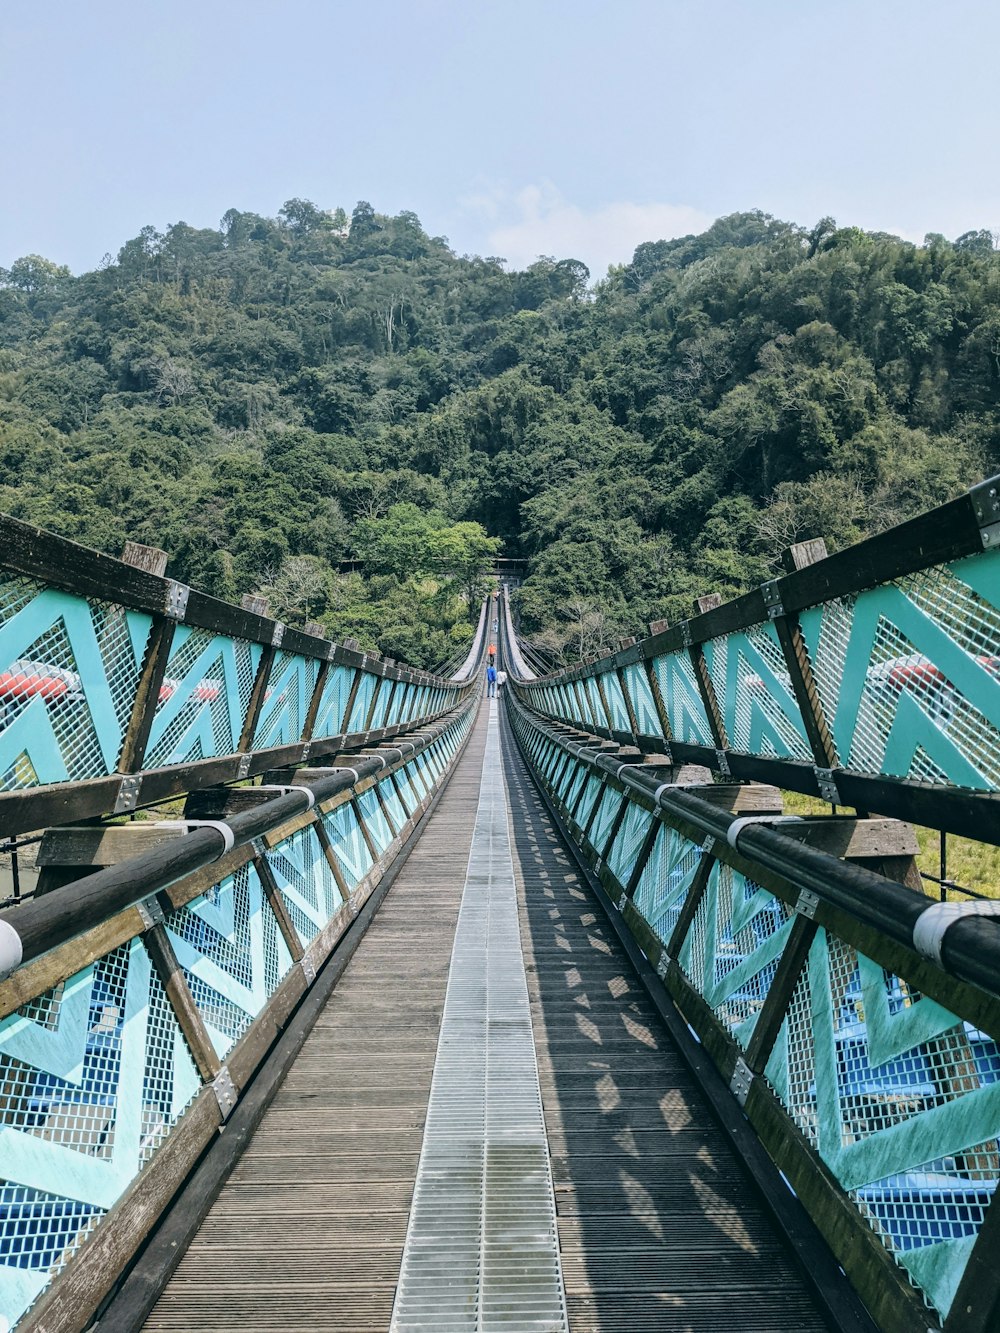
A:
<box><xmin>389</xmin><ymin>700</ymin><xmax>568</xmax><ymax>1331</ymax></box>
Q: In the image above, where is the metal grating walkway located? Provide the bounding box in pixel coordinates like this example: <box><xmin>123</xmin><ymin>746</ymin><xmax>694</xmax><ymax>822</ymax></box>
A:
<box><xmin>390</xmin><ymin>701</ymin><xmax>568</xmax><ymax>1332</ymax></box>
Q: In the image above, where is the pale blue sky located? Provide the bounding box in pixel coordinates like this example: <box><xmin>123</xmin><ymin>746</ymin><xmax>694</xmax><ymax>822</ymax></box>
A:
<box><xmin>3</xmin><ymin>0</ymin><xmax>998</xmax><ymax>279</ymax></box>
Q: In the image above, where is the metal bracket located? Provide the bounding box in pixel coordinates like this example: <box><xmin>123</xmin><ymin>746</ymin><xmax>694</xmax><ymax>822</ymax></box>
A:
<box><xmin>702</xmin><ymin>835</ymin><xmax>717</xmax><ymax>854</ymax></box>
<box><xmin>114</xmin><ymin>773</ymin><xmax>141</xmax><ymax>814</ymax></box>
<box><xmin>656</xmin><ymin>952</ymin><xmax>671</xmax><ymax>980</ymax></box>
<box><xmin>593</xmin><ymin>857</ymin><xmax>603</xmax><ymax>875</ymax></box>
<box><xmin>136</xmin><ymin>894</ymin><xmax>165</xmax><ymax>929</ymax></box>
<box><xmin>271</xmin><ymin>621</ymin><xmax>285</xmax><ymax>648</ymax></box>
<box><xmin>164</xmin><ymin>580</ymin><xmax>190</xmax><ymax>621</ymax></box>
<box><xmin>970</xmin><ymin>478</ymin><xmax>1000</xmax><ymax>538</ymax></box>
<box><xmin>760</xmin><ymin>579</ymin><xmax>784</xmax><ymax>619</ymax></box>
<box><xmin>301</xmin><ymin>955</ymin><xmax>317</xmax><ymax>985</ymax></box>
<box><xmin>251</xmin><ymin>836</ymin><xmax>267</xmax><ymax>857</ymax></box>
<box><xmin>301</xmin><ymin>742</ymin><xmax>311</xmax><ymax>762</ymax></box>
<box><xmin>730</xmin><ymin>1056</ymin><xmax>753</xmax><ymax>1108</ymax></box>
<box><xmin>617</xmin><ymin>892</ymin><xmax>628</xmax><ymax>912</ymax></box>
<box><xmin>212</xmin><ymin>1067</ymin><xmax>238</xmax><ymax>1120</ymax></box>
<box><xmin>727</xmin><ymin>814</ymin><xmax>802</xmax><ymax>849</ymax></box>
<box><xmin>715</xmin><ymin>749</ymin><xmax>731</xmax><ymax>777</ymax></box>
<box><xmin>913</xmin><ymin>898</ymin><xmax>1000</xmax><ymax>966</ymax></box>
<box><xmin>814</xmin><ymin>767</ymin><xmax>840</xmax><ymax>804</ymax></box>
<box><xmin>796</xmin><ymin>888</ymin><xmax>821</xmax><ymax>920</ymax></box>
<box><xmin>681</xmin><ymin>621</ymin><xmax>693</xmax><ymax>648</ymax></box>
<box><xmin>236</xmin><ymin>753</ymin><xmax>252</xmax><ymax>781</ymax></box>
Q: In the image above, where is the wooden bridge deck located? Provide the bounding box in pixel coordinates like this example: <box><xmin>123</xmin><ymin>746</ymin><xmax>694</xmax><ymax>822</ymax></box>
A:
<box><xmin>142</xmin><ymin>701</ymin><xmax>829</xmax><ymax>1332</ymax></box>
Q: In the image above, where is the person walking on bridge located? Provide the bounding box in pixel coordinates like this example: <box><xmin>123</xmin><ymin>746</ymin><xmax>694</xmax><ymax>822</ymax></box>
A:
<box><xmin>486</xmin><ymin>663</ymin><xmax>497</xmax><ymax>698</ymax></box>
<box><xmin>496</xmin><ymin>668</ymin><xmax>507</xmax><ymax>692</ymax></box>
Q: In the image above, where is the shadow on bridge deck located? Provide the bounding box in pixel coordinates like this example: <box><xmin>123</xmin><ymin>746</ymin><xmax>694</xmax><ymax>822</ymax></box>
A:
<box><xmin>500</xmin><ymin>713</ymin><xmax>830</xmax><ymax>1332</ymax></box>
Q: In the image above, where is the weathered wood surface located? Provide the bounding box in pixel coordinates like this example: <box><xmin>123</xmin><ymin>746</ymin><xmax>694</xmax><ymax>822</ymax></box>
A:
<box><xmin>141</xmin><ymin>707</ymin><xmax>488</xmax><ymax>1332</ymax></box>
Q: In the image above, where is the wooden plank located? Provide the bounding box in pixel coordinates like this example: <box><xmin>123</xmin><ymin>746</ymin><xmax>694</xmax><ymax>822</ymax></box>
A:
<box><xmin>144</xmin><ymin>924</ymin><xmax>222</xmax><ymax>1082</ymax></box>
<box><xmin>261</xmin><ymin>810</ymin><xmax>318</xmax><ymax>848</ymax></box>
<box><xmin>36</xmin><ymin>824</ymin><xmax>189</xmax><ymax>866</ymax></box>
<box><xmin>162</xmin><ymin>845</ymin><xmax>256</xmax><ymax>910</ymax></box>
<box><xmin>777</xmin><ymin>816</ymin><xmax>919</xmax><ymax>858</ymax></box>
<box><xmin>0</xmin><ymin>514</ymin><xmax>174</xmax><ymax>616</ymax></box>
<box><xmin>502</xmin><ymin>710</ymin><xmax>874</xmax><ymax>1333</ymax></box>
<box><xmin>678</xmin><ymin>782</ymin><xmax>783</xmax><ymax>813</ymax></box>
<box><xmin>183</xmin><ymin>787</ymin><xmax>293</xmax><ymax>820</ymax></box>
<box><xmin>0</xmin><ymin>906</ymin><xmax>146</xmax><ymax>1020</ymax></box>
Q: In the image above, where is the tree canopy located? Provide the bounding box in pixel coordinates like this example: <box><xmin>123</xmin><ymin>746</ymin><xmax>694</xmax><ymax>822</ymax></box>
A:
<box><xmin>0</xmin><ymin>201</ymin><xmax>996</xmax><ymax>666</ymax></box>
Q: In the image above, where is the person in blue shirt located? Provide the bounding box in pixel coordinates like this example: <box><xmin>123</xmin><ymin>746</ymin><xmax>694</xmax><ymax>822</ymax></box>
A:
<box><xmin>486</xmin><ymin>664</ymin><xmax>497</xmax><ymax>697</ymax></box>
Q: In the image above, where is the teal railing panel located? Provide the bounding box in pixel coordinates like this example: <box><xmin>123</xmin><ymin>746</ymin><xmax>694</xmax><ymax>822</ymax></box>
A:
<box><xmin>251</xmin><ymin>651</ymin><xmax>322</xmax><ymax>750</ymax></box>
<box><xmin>803</xmin><ymin>551</ymin><xmax>1000</xmax><ymax>789</ymax></box>
<box><xmin>703</xmin><ymin>624</ymin><xmax>811</xmax><ymax>759</ymax></box>
<box><xmin>146</xmin><ymin>627</ymin><xmax>261</xmax><ymax>767</ymax></box>
<box><xmin>0</xmin><ymin>581</ymin><xmax>151</xmax><ymax>788</ymax></box>
<box><xmin>0</xmin><ymin>939</ymin><xmax>202</xmax><ymax>1328</ymax></box>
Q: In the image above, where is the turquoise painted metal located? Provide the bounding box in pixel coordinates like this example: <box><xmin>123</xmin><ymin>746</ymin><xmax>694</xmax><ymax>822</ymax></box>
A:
<box><xmin>523</xmin><ymin>540</ymin><xmax>1000</xmax><ymax>797</ymax></box>
<box><xmin>0</xmin><ymin>568</ymin><xmax>463</xmax><ymax>799</ymax></box>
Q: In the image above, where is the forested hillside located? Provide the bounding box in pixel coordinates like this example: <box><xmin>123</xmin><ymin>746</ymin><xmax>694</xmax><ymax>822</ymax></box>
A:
<box><xmin>1</xmin><ymin>202</ymin><xmax>997</xmax><ymax>666</ymax></box>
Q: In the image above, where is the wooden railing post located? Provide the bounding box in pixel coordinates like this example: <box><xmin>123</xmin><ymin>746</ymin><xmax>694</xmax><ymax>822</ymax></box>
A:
<box><xmin>767</xmin><ymin>540</ymin><xmax>840</xmax><ymax>773</ymax></box>
<box><xmin>572</xmin><ymin>679</ymin><xmax>593</xmax><ymax>729</ymax></box>
<box><xmin>613</xmin><ymin>639</ymin><xmax>642</xmax><ymax>746</ymax></box>
<box><xmin>116</xmin><ymin>543</ymin><xmax>175</xmax><ymax>778</ymax></box>
<box><xmin>664</xmin><ymin>847</ymin><xmax>716</xmax><ymax>960</ymax></box>
<box><xmin>339</xmin><ymin>667</ymin><xmax>364</xmax><ymax>734</ymax></box>
<box><xmin>593</xmin><ymin>673</ymin><xmax>616</xmax><ymax>735</ymax></box>
<box><xmin>144</xmin><ymin>922</ymin><xmax>223</xmax><ymax>1083</ymax></box>
<box><xmin>312</xmin><ymin>814</ymin><xmax>354</xmax><ymax>903</ymax></box>
<box><xmin>687</xmin><ymin>594</ymin><xmax>729</xmax><ymax>752</ymax></box>
<box><xmin>643</xmin><ymin>620</ymin><xmax>675</xmax><ymax>745</ymax></box>
<box><xmin>362</xmin><ymin>663</ymin><xmax>385</xmax><ymax>733</ymax></box>
<box><xmin>252</xmin><ymin>853</ymin><xmax>306</xmax><ymax>962</ymax></box>
<box><xmin>237</xmin><ymin>594</ymin><xmax>279</xmax><ymax>755</ymax></box>
<box><xmin>622</xmin><ymin>816</ymin><xmax>660</xmax><ymax>900</ymax></box>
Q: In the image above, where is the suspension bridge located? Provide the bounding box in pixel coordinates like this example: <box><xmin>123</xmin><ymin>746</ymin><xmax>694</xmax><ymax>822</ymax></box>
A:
<box><xmin>1</xmin><ymin>479</ymin><xmax>1000</xmax><ymax>1331</ymax></box>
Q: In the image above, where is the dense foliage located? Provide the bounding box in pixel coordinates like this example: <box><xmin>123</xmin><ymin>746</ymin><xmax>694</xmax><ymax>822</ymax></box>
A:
<box><xmin>1</xmin><ymin>202</ymin><xmax>996</xmax><ymax>666</ymax></box>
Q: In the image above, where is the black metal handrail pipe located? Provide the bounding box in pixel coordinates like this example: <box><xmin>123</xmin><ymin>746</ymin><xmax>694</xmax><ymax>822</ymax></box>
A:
<box><xmin>505</xmin><ymin>689</ymin><xmax>1000</xmax><ymax>1002</ymax></box>
<box><xmin>0</xmin><ymin>699</ymin><xmax>475</xmax><ymax>974</ymax></box>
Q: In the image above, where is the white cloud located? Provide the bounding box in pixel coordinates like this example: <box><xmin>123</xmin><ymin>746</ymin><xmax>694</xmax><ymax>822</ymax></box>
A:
<box><xmin>461</xmin><ymin>182</ymin><xmax>713</xmax><ymax>280</ymax></box>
